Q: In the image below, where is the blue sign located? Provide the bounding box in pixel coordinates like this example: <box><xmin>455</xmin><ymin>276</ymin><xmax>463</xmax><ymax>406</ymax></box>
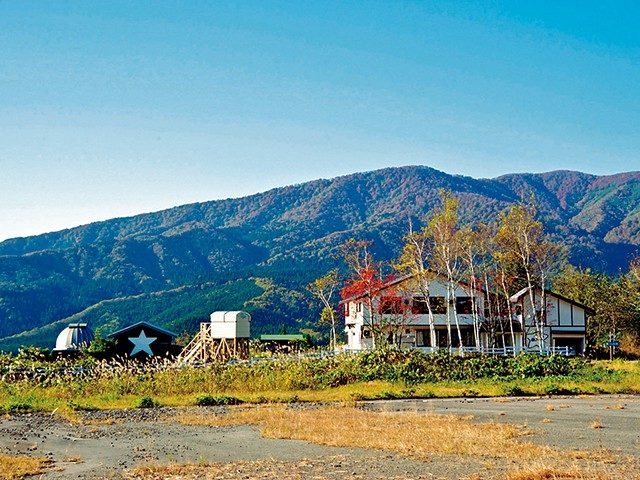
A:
<box><xmin>605</xmin><ymin>341</ymin><xmax>620</xmax><ymax>347</ymax></box>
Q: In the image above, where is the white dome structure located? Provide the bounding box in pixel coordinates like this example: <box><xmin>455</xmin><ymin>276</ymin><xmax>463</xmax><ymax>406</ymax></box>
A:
<box><xmin>53</xmin><ymin>323</ymin><xmax>95</xmax><ymax>352</ymax></box>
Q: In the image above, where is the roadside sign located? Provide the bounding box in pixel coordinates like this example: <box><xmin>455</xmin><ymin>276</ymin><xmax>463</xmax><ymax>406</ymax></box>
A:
<box><xmin>605</xmin><ymin>341</ymin><xmax>620</xmax><ymax>347</ymax></box>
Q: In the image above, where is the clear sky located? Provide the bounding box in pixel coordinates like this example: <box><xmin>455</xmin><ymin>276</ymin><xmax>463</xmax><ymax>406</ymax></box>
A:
<box><xmin>1</xmin><ymin>1</ymin><xmax>638</xmax><ymax>241</ymax></box>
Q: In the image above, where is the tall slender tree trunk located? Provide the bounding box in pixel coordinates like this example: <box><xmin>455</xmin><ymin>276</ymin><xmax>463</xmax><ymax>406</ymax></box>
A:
<box><xmin>329</xmin><ymin>311</ymin><xmax>337</xmax><ymax>352</ymax></box>
<box><xmin>366</xmin><ymin>298</ymin><xmax>376</xmax><ymax>349</ymax></box>
<box><xmin>421</xmin><ymin>279</ymin><xmax>437</xmax><ymax>350</ymax></box>
<box><xmin>540</xmin><ymin>272</ymin><xmax>548</xmax><ymax>352</ymax></box>
<box><xmin>499</xmin><ymin>269</ymin><xmax>517</xmax><ymax>357</ymax></box>
<box><xmin>469</xmin><ymin>273</ymin><xmax>480</xmax><ymax>349</ymax></box>
<box><xmin>524</xmin><ymin>270</ymin><xmax>543</xmax><ymax>353</ymax></box>
<box><xmin>449</xmin><ymin>281</ymin><xmax>463</xmax><ymax>352</ymax></box>
<box><xmin>483</xmin><ymin>271</ymin><xmax>493</xmax><ymax>352</ymax></box>
<box><xmin>445</xmin><ymin>284</ymin><xmax>453</xmax><ymax>353</ymax></box>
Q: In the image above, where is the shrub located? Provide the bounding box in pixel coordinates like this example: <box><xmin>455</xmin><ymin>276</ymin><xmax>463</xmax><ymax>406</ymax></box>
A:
<box><xmin>504</xmin><ymin>385</ymin><xmax>526</xmax><ymax>396</ymax></box>
<box><xmin>67</xmin><ymin>400</ymin><xmax>97</xmax><ymax>411</ymax></box>
<box><xmin>195</xmin><ymin>394</ymin><xmax>243</xmax><ymax>406</ymax></box>
<box><xmin>135</xmin><ymin>396</ymin><xmax>160</xmax><ymax>408</ymax></box>
<box><xmin>462</xmin><ymin>389</ymin><xmax>480</xmax><ymax>398</ymax></box>
<box><xmin>544</xmin><ymin>383</ymin><xmax>578</xmax><ymax>395</ymax></box>
<box><xmin>6</xmin><ymin>401</ymin><xmax>33</xmax><ymax>414</ymax></box>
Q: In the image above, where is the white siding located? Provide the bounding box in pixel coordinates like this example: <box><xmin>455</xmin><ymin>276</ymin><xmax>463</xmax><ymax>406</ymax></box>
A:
<box><xmin>573</xmin><ymin>307</ymin><xmax>586</xmax><ymax>327</ymax></box>
<box><xmin>210</xmin><ymin>311</ymin><xmax>251</xmax><ymax>339</ymax></box>
<box><xmin>558</xmin><ymin>298</ymin><xmax>573</xmax><ymax>326</ymax></box>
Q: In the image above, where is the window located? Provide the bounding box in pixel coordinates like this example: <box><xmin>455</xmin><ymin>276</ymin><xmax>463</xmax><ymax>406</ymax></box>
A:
<box><xmin>356</xmin><ymin>302</ymin><xmax>363</xmax><ymax>313</ymax></box>
<box><xmin>415</xmin><ymin>330</ymin><xmax>430</xmax><ymax>347</ymax></box>
<box><xmin>456</xmin><ymin>297</ymin><xmax>473</xmax><ymax>314</ymax></box>
<box><xmin>412</xmin><ymin>296</ymin><xmax>430</xmax><ymax>314</ymax></box>
<box><xmin>429</xmin><ymin>296</ymin><xmax>447</xmax><ymax>314</ymax></box>
<box><xmin>379</xmin><ymin>296</ymin><xmax>402</xmax><ymax>314</ymax></box>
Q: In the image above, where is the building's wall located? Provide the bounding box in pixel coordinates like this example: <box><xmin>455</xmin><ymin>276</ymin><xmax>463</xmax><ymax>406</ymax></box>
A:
<box><xmin>211</xmin><ymin>321</ymin><xmax>250</xmax><ymax>339</ymax></box>
<box><xmin>479</xmin><ymin>331</ymin><xmax>522</xmax><ymax>350</ymax></box>
<box><xmin>345</xmin><ymin>282</ymin><xmax>588</xmax><ymax>354</ymax></box>
<box><xmin>112</xmin><ymin>326</ymin><xmax>174</xmax><ymax>358</ymax></box>
<box><xmin>515</xmin><ymin>290</ymin><xmax>587</xmax><ymax>353</ymax></box>
<box><xmin>344</xmin><ymin>279</ymin><xmax>486</xmax><ymax>350</ymax></box>
<box><xmin>344</xmin><ymin>281</ymin><xmax>484</xmax><ymax>326</ymax></box>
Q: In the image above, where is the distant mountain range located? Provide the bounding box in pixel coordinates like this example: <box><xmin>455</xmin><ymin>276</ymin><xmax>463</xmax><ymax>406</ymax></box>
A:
<box><xmin>1</xmin><ymin>166</ymin><xmax>638</xmax><ymax>351</ymax></box>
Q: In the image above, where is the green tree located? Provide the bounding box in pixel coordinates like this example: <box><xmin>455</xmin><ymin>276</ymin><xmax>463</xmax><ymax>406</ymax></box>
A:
<box><xmin>553</xmin><ymin>266</ymin><xmax>638</xmax><ymax>356</ymax></box>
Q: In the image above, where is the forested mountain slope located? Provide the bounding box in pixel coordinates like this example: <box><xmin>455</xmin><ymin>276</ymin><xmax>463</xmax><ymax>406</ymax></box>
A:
<box><xmin>1</xmin><ymin>166</ymin><xmax>638</xmax><ymax>350</ymax></box>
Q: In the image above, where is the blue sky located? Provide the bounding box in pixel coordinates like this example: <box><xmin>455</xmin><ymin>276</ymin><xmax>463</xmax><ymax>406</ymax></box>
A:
<box><xmin>0</xmin><ymin>1</ymin><xmax>638</xmax><ymax>240</ymax></box>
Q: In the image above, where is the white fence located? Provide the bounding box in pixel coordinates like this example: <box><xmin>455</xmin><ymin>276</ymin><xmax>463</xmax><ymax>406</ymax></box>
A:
<box><xmin>341</xmin><ymin>345</ymin><xmax>572</xmax><ymax>356</ymax></box>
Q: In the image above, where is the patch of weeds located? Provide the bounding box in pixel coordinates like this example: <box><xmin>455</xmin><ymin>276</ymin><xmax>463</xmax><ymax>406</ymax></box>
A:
<box><xmin>377</xmin><ymin>390</ymin><xmax>402</xmax><ymax>400</ymax></box>
<box><xmin>504</xmin><ymin>385</ymin><xmax>526</xmax><ymax>396</ymax></box>
<box><xmin>135</xmin><ymin>396</ymin><xmax>160</xmax><ymax>409</ymax></box>
<box><xmin>286</xmin><ymin>394</ymin><xmax>300</xmax><ymax>403</ymax></box>
<box><xmin>67</xmin><ymin>400</ymin><xmax>97</xmax><ymax>411</ymax></box>
<box><xmin>544</xmin><ymin>384</ymin><xmax>579</xmax><ymax>395</ymax></box>
<box><xmin>349</xmin><ymin>392</ymin><xmax>366</xmax><ymax>401</ymax></box>
<box><xmin>418</xmin><ymin>389</ymin><xmax>435</xmax><ymax>399</ymax></box>
<box><xmin>400</xmin><ymin>387</ymin><xmax>416</xmax><ymax>398</ymax></box>
<box><xmin>462</xmin><ymin>389</ymin><xmax>480</xmax><ymax>398</ymax></box>
<box><xmin>195</xmin><ymin>394</ymin><xmax>243</xmax><ymax>406</ymax></box>
<box><xmin>6</xmin><ymin>401</ymin><xmax>33</xmax><ymax>414</ymax></box>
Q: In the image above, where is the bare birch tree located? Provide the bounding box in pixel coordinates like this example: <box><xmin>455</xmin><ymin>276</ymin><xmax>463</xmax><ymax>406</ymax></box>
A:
<box><xmin>308</xmin><ymin>269</ymin><xmax>341</xmax><ymax>351</ymax></box>
<box><xmin>396</xmin><ymin>219</ymin><xmax>437</xmax><ymax>349</ymax></box>
<box><xmin>426</xmin><ymin>190</ymin><xmax>463</xmax><ymax>351</ymax></box>
<box><xmin>459</xmin><ymin>224</ymin><xmax>488</xmax><ymax>350</ymax></box>
<box><xmin>494</xmin><ymin>199</ymin><xmax>561</xmax><ymax>353</ymax></box>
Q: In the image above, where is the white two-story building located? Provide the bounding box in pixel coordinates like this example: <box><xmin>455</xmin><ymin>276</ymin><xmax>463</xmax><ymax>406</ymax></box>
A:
<box><xmin>342</xmin><ymin>275</ymin><xmax>591</xmax><ymax>355</ymax></box>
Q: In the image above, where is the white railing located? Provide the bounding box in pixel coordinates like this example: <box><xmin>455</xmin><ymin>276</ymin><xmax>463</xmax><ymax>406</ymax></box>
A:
<box><xmin>340</xmin><ymin>345</ymin><xmax>572</xmax><ymax>356</ymax></box>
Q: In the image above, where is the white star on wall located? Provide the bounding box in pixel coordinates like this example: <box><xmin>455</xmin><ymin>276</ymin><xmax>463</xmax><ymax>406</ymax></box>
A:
<box><xmin>128</xmin><ymin>330</ymin><xmax>157</xmax><ymax>356</ymax></box>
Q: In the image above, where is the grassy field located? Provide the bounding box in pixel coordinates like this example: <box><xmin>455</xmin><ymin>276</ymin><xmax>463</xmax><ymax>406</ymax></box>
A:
<box><xmin>1</xmin><ymin>351</ymin><xmax>638</xmax><ymax>414</ymax></box>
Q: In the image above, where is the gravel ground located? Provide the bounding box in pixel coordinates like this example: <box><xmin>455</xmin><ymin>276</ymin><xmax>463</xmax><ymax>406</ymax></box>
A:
<box><xmin>362</xmin><ymin>394</ymin><xmax>640</xmax><ymax>455</ymax></box>
<box><xmin>0</xmin><ymin>395</ymin><xmax>638</xmax><ymax>479</ymax></box>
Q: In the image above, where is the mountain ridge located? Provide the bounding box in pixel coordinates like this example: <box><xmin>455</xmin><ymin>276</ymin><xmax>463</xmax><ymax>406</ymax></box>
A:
<box><xmin>1</xmin><ymin>165</ymin><xmax>638</xmax><ymax>350</ymax></box>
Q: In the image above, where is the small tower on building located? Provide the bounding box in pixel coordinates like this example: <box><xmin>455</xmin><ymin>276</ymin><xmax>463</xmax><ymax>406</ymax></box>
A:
<box><xmin>177</xmin><ymin>311</ymin><xmax>251</xmax><ymax>364</ymax></box>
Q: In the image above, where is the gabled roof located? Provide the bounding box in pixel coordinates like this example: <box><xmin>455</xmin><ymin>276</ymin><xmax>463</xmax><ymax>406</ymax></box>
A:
<box><xmin>108</xmin><ymin>321</ymin><xmax>177</xmax><ymax>339</ymax></box>
<box><xmin>509</xmin><ymin>287</ymin><xmax>595</xmax><ymax>314</ymax></box>
<box><xmin>339</xmin><ymin>271</ymin><xmax>485</xmax><ymax>304</ymax></box>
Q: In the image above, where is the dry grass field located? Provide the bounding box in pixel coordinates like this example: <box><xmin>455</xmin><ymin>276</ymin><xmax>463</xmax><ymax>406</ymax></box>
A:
<box><xmin>162</xmin><ymin>405</ymin><xmax>637</xmax><ymax>480</ymax></box>
<box><xmin>2</xmin><ymin>397</ymin><xmax>638</xmax><ymax>479</ymax></box>
<box><xmin>0</xmin><ymin>454</ymin><xmax>51</xmax><ymax>480</ymax></box>
<box><xmin>174</xmin><ymin>406</ymin><xmax>548</xmax><ymax>459</ymax></box>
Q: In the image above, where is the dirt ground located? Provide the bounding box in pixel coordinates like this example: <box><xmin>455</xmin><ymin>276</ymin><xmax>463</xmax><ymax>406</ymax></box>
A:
<box><xmin>362</xmin><ymin>394</ymin><xmax>640</xmax><ymax>455</ymax></box>
<box><xmin>1</xmin><ymin>395</ymin><xmax>638</xmax><ymax>479</ymax></box>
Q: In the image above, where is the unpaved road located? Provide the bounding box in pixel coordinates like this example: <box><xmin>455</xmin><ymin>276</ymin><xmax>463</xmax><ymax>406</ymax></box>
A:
<box><xmin>1</xmin><ymin>395</ymin><xmax>638</xmax><ymax>479</ymax></box>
